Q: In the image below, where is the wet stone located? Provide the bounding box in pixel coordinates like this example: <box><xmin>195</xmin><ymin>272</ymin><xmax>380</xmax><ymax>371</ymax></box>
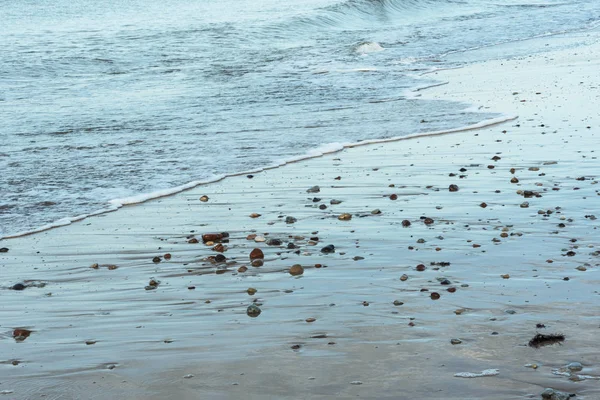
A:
<box><xmin>371</xmin><ymin>209</ymin><xmax>381</xmax><ymax>215</ymax></box>
<box><xmin>13</xmin><ymin>329</ymin><xmax>32</xmax><ymax>342</ymax></box>
<box><xmin>319</xmin><ymin>204</ymin><xmax>327</xmax><ymax>210</ymax></box>
<box><xmin>566</xmin><ymin>362</ymin><xmax>583</xmax><ymax>372</ymax></box>
<box><xmin>285</xmin><ymin>216</ymin><xmax>297</xmax><ymax>224</ymax></box>
<box><xmin>430</xmin><ymin>292</ymin><xmax>441</xmax><ymax>300</ymax></box>
<box><xmin>152</xmin><ymin>256</ymin><xmax>161</xmax><ymax>263</ymax></box>
<box><xmin>321</xmin><ymin>244</ymin><xmax>335</xmax><ymax>254</ymax></box>
<box><xmin>330</xmin><ymin>199</ymin><xmax>342</xmax><ymax>205</ymax></box>
<box><xmin>247</xmin><ymin>288</ymin><xmax>257</xmax><ymax>295</ymax></box>
<box><xmin>402</xmin><ymin>220</ymin><xmax>411</xmax><ymax>227</ymax></box>
<box><xmin>246</xmin><ymin>304</ymin><xmax>261</xmax><ymax>318</ymax></box>
<box><xmin>450</xmin><ymin>339</ymin><xmax>462</xmax><ymax>345</ymax></box>
<box><xmin>424</xmin><ymin>217</ymin><xmax>434</xmax><ymax>225</ymax></box>
<box><xmin>541</xmin><ymin>388</ymin><xmax>571</xmax><ymax>400</ymax></box>
<box><xmin>440</xmin><ymin>279</ymin><xmax>451</xmax><ymax>285</ymax></box>
<box><xmin>393</xmin><ymin>300</ymin><xmax>404</xmax><ymax>306</ymax></box>
<box><xmin>215</xmin><ymin>254</ymin><xmax>227</xmax><ymax>263</ymax></box>
<box><xmin>449</xmin><ymin>184</ymin><xmax>459</xmax><ymax>192</ymax></box>
<box><xmin>0</xmin><ymin>247</ymin><xmax>8</xmax><ymax>253</ymax></box>
<box><xmin>251</xmin><ymin>259</ymin><xmax>263</xmax><ymax>267</ymax></box>
<box><xmin>400</xmin><ymin>274</ymin><xmax>408</xmax><ymax>281</ymax></box>
<box><xmin>267</xmin><ymin>238</ymin><xmax>282</xmax><ymax>246</ymax></box>
<box><xmin>338</xmin><ymin>213</ymin><xmax>352</xmax><ymax>221</ymax></box>
<box><xmin>289</xmin><ymin>264</ymin><xmax>304</xmax><ymax>276</ymax></box>
<box><xmin>199</xmin><ymin>195</ymin><xmax>209</xmax><ymax>202</ymax></box>
<box><xmin>12</xmin><ymin>283</ymin><xmax>26</xmax><ymax>291</ymax></box>
<box><xmin>249</xmin><ymin>248</ymin><xmax>264</xmax><ymax>260</ymax></box>
<box><xmin>307</xmin><ymin>186</ymin><xmax>320</xmax><ymax>193</ymax></box>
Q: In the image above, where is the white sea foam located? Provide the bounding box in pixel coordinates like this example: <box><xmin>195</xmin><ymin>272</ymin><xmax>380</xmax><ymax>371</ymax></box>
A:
<box><xmin>355</xmin><ymin>42</ymin><xmax>384</xmax><ymax>54</ymax></box>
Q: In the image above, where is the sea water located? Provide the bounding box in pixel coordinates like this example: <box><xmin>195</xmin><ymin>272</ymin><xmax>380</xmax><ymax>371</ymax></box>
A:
<box><xmin>1</xmin><ymin>0</ymin><xmax>599</xmax><ymax>237</ymax></box>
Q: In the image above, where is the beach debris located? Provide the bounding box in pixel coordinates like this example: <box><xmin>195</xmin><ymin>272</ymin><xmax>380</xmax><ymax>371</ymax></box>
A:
<box><xmin>0</xmin><ymin>247</ymin><xmax>8</xmax><ymax>252</ymax></box>
<box><xmin>164</xmin><ymin>253</ymin><xmax>171</xmax><ymax>260</ymax></box>
<box><xmin>246</xmin><ymin>304</ymin><xmax>261</xmax><ymax>318</ymax></box>
<box><xmin>249</xmin><ymin>248</ymin><xmax>264</xmax><ymax>260</ymax></box>
<box><xmin>289</xmin><ymin>264</ymin><xmax>304</xmax><ymax>276</ymax></box>
<box><xmin>321</xmin><ymin>244</ymin><xmax>335</xmax><ymax>253</ymax></box>
<box><xmin>338</xmin><ymin>213</ymin><xmax>352</xmax><ymax>221</ymax></box>
<box><xmin>13</xmin><ymin>328</ymin><xmax>32</xmax><ymax>342</ymax></box>
<box><xmin>201</xmin><ymin>232</ymin><xmax>229</xmax><ymax>243</ymax></box>
<box><xmin>371</xmin><ymin>209</ymin><xmax>381</xmax><ymax>214</ymax></box>
<box><xmin>430</xmin><ymin>292</ymin><xmax>441</xmax><ymax>300</ymax></box>
<box><xmin>540</xmin><ymin>388</ymin><xmax>571</xmax><ymax>400</ymax></box>
<box><xmin>145</xmin><ymin>278</ymin><xmax>161</xmax><ymax>291</ymax></box>
<box><xmin>454</xmin><ymin>369</ymin><xmax>499</xmax><ymax>378</ymax></box>
<box><xmin>423</xmin><ymin>217</ymin><xmax>434</xmax><ymax>225</ymax></box>
<box><xmin>450</xmin><ymin>339</ymin><xmax>462</xmax><ymax>345</ymax></box>
<box><xmin>400</xmin><ymin>274</ymin><xmax>408</xmax><ymax>281</ymax></box>
<box><xmin>247</xmin><ymin>288</ymin><xmax>257</xmax><ymax>295</ymax></box>
<box><xmin>11</xmin><ymin>283</ymin><xmax>26</xmax><ymax>291</ymax></box>
<box><xmin>238</xmin><ymin>266</ymin><xmax>248</xmax><ymax>273</ymax></box>
<box><xmin>306</xmin><ymin>318</ymin><xmax>316</xmax><ymax>323</ymax></box>
<box><xmin>249</xmin><ymin>213</ymin><xmax>261</xmax><ymax>218</ymax></box>
<box><xmin>285</xmin><ymin>216</ymin><xmax>297</xmax><ymax>224</ymax></box>
<box><xmin>152</xmin><ymin>256</ymin><xmax>161</xmax><ymax>263</ymax></box>
<box><xmin>393</xmin><ymin>300</ymin><xmax>404</xmax><ymax>306</ymax></box>
<box><xmin>402</xmin><ymin>220</ymin><xmax>411</xmax><ymax>227</ymax></box>
<box><xmin>449</xmin><ymin>184</ymin><xmax>459</xmax><ymax>192</ymax></box>
<box><xmin>528</xmin><ymin>333</ymin><xmax>565</xmax><ymax>348</ymax></box>
<box><xmin>307</xmin><ymin>185</ymin><xmax>320</xmax><ymax>193</ymax></box>
<box><xmin>199</xmin><ymin>195</ymin><xmax>209</xmax><ymax>202</ymax></box>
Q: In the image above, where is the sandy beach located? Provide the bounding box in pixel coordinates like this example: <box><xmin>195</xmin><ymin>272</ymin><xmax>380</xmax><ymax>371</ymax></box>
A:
<box><xmin>2</xmin><ymin>30</ymin><xmax>600</xmax><ymax>399</ymax></box>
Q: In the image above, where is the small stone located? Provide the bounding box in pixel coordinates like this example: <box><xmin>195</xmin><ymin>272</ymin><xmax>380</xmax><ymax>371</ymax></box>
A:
<box><xmin>393</xmin><ymin>300</ymin><xmax>404</xmax><ymax>306</ymax></box>
<box><xmin>251</xmin><ymin>259</ymin><xmax>263</xmax><ymax>267</ymax></box>
<box><xmin>439</xmin><ymin>279</ymin><xmax>451</xmax><ymax>285</ymax></box>
<box><xmin>402</xmin><ymin>220</ymin><xmax>411</xmax><ymax>227</ymax></box>
<box><xmin>249</xmin><ymin>213</ymin><xmax>261</xmax><ymax>218</ymax></box>
<box><xmin>449</xmin><ymin>184</ymin><xmax>459</xmax><ymax>192</ymax></box>
<box><xmin>246</xmin><ymin>234</ymin><xmax>257</xmax><ymax>240</ymax></box>
<box><xmin>238</xmin><ymin>266</ymin><xmax>248</xmax><ymax>273</ymax></box>
<box><xmin>350</xmin><ymin>381</ymin><xmax>363</xmax><ymax>385</ymax></box>
<box><xmin>214</xmin><ymin>254</ymin><xmax>226</xmax><ymax>263</ymax></box>
<box><xmin>423</xmin><ymin>217</ymin><xmax>434</xmax><ymax>225</ymax></box>
<box><xmin>454</xmin><ymin>309</ymin><xmax>465</xmax><ymax>315</ymax></box>
<box><xmin>450</xmin><ymin>339</ymin><xmax>462</xmax><ymax>345</ymax></box>
<box><xmin>319</xmin><ymin>204</ymin><xmax>327</xmax><ymax>210</ymax></box>
<box><xmin>200</xmin><ymin>195</ymin><xmax>209</xmax><ymax>202</ymax></box>
<box><xmin>511</xmin><ymin>177</ymin><xmax>519</xmax><ymax>183</ymax></box>
<box><xmin>416</xmin><ymin>264</ymin><xmax>426</xmax><ymax>271</ymax></box>
<box><xmin>285</xmin><ymin>216</ymin><xmax>297</xmax><ymax>224</ymax></box>
<box><xmin>520</xmin><ymin>202</ymin><xmax>529</xmax><ymax>208</ymax></box>
<box><xmin>90</xmin><ymin>263</ymin><xmax>99</xmax><ymax>269</ymax></box>
<box><xmin>246</xmin><ymin>304</ymin><xmax>261</xmax><ymax>318</ymax></box>
<box><xmin>13</xmin><ymin>328</ymin><xmax>32</xmax><ymax>342</ymax></box>
<box><xmin>247</xmin><ymin>288</ymin><xmax>257</xmax><ymax>295</ymax></box>
<box><xmin>250</xmin><ymin>248</ymin><xmax>264</xmax><ymax>260</ymax></box>
<box><xmin>164</xmin><ymin>253</ymin><xmax>171</xmax><ymax>260</ymax></box>
<box><xmin>504</xmin><ymin>309</ymin><xmax>516</xmax><ymax>314</ymax></box>
<box><xmin>183</xmin><ymin>374</ymin><xmax>194</xmax><ymax>379</ymax></box>
<box><xmin>107</xmin><ymin>265</ymin><xmax>118</xmax><ymax>270</ymax></box>
<box><xmin>267</xmin><ymin>238</ymin><xmax>282</xmax><ymax>246</ymax></box>
<box><xmin>541</xmin><ymin>388</ymin><xmax>571</xmax><ymax>400</ymax></box>
<box><xmin>480</xmin><ymin>202</ymin><xmax>488</xmax><ymax>208</ymax></box>
<box><xmin>430</xmin><ymin>292</ymin><xmax>441</xmax><ymax>300</ymax></box>
<box><xmin>152</xmin><ymin>256</ymin><xmax>161</xmax><ymax>263</ymax></box>
<box><xmin>338</xmin><ymin>213</ymin><xmax>352</xmax><ymax>221</ymax></box>
<box><xmin>306</xmin><ymin>318</ymin><xmax>316</xmax><ymax>323</ymax></box>
<box><xmin>371</xmin><ymin>209</ymin><xmax>381</xmax><ymax>215</ymax></box>
<box><xmin>0</xmin><ymin>247</ymin><xmax>8</xmax><ymax>252</ymax></box>
<box><xmin>566</xmin><ymin>362</ymin><xmax>583</xmax><ymax>372</ymax></box>
<box><xmin>254</xmin><ymin>236</ymin><xmax>266</xmax><ymax>242</ymax></box>
<box><xmin>576</xmin><ymin>266</ymin><xmax>587</xmax><ymax>271</ymax></box>
<box><xmin>307</xmin><ymin>186</ymin><xmax>320</xmax><ymax>193</ymax></box>
<box><xmin>289</xmin><ymin>264</ymin><xmax>304</xmax><ymax>276</ymax></box>
<box><xmin>321</xmin><ymin>244</ymin><xmax>335</xmax><ymax>253</ymax></box>
<box><xmin>390</xmin><ymin>194</ymin><xmax>398</xmax><ymax>200</ymax></box>
<box><xmin>400</xmin><ymin>274</ymin><xmax>408</xmax><ymax>281</ymax></box>
<box><xmin>330</xmin><ymin>199</ymin><xmax>342</xmax><ymax>205</ymax></box>
<box><xmin>85</xmin><ymin>340</ymin><xmax>97</xmax><ymax>345</ymax></box>
<box><xmin>501</xmin><ymin>274</ymin><xmax>510</xmax><ymax>279</ymax></box>
<box><xmin>447</xmin><ymin>287</ymin><xmax>457</xmax><ymax>293</ymax></box>
<box><xmin>12</xmin><ymin>283</ymin><xmax>26</xmax><ymax>291</ymax></box>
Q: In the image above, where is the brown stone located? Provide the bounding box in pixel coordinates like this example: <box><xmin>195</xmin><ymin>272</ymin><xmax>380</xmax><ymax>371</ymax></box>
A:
<box><xmin>13</xmin><ymin>329</ymin><xmax>32</xmax><ymax>342</ymax></box>
<box><xmin>238</xmin><ymin>266</ymin><xmax>248</xmax><ymax>273</ymax></box>
<box><xmin>188</xmin><ymin>238</ymin><xmax>199</xmax><ymax>244</ymax></box>
<box><xmin>511</xmin><ymin>177</ymin><xmax>519</xmax><ymax>183</ymax></box>
<box><xmin>416</xmin><ymin>264</ymin><xmax>426</xmax><ymax>271</ymax></box>
<box><xmin>212</xmin><ymin>243</ymin><xmax>226</xmax><ymax>252</ymax></box>
<box><xmin>480</xmin><ymin>202</ymin><xmax>488</xmax><ymax>208</ymax></box>
<box><xmin>249</xmin><ymin>213</ymin><xmax>261</xmax><ymax>218</ymax></box>
<box><xmin>200</xmin><ymin>195</ymin><xmax>209</xmax><ymax>202</ymax></box>
<box><xmin>402</xmin><ymin>220</ymin><xmax>411</xmax><ymax>227</ymax></box>
<box><xmin>449</xmin><ymin>184</ymin><xmax>459</xmax><ymax>192</ymax></box>
<box><xmin>289</xmin><ymin>264</ymin><xmax>304</xmax><ymax>276</ymax></box>
<box><xmin>306</xmin><ymin>318</ymin><xmax>316</xmax><ymax>323</ymax></box>
<box><xmin>424</xmin><ymin>218</ymin><xmax>434</xmax><ymax>225</ymax></box>
<box><xmin>164</xmin><ymin>253</ymin><xmax>172</xmax><ymax>260</ymax></box>
<box><xmin>247</xmin><ymin>288</ymin><xmax>257</xmax><ymax>295</ymax></box>
<box><xmin>249</xmin><ymin>248</ymin><xmax>264</xmax><ymax>260</ymax></box>
<box><xmin>338</xmin><ymin>213</ymin><xmax>352</xmax><ymax>221</ymax></box>
<box><xmin>430</xmin><ymin>292</ymin><xmax>441</xmax><ymax>300</ymax></box>
<box><xmin>390</xmin><ymin>194</ymin><xmax>398</xmax><ymax>200</ymax></box>
<box><xmin>251</xmin><ymin>259</ymin><xmax>263</xmax><ymax>267</ymax></box>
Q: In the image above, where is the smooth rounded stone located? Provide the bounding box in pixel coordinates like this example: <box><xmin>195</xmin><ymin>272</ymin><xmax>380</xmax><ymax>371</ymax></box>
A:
<box><xmin>305</xmin><ymin>318</ymin><xmax>316</xmax><ymax>323</ymax></box>
<box><xmin>319</xmin><ymin>204</ymin><xmax>327</xmax><ymax>210</ymax></box>
<box><xmin>416</xmin><ymin>264</ymin><xmax>426</xmax><ymax>272</ymax></box>
<box><xmin>511</xmin><ymin>177</ymin><xmax>519</xmax><ymax>183</ymax></box>
<box><xmin>504</xmin><ymin>309</ymin><xmax>517</xmax><ymax>314</ymax></box>
<box><xmin>439</xmin><ymin>279</ymin><xmax>451</xmax><ymax>285</ymax></box>
<box><xmin>0</xmin><ymin>247</ymin><xmax>8</xmax><ymax>253</ymax></box>
<box><xmin>338</xmin><ymin>213</ymin><xmax>352</xmax><ymax>221</ymax></box>
<box><xmin>199</xmin><ymin>195</ymin><xmax>209</xmax><ymax>202</ymax></box>
<box><xmin>285</xmin><ymin>216</ymin><xmax>297</xmax><ymax>224</ymax></box>
<box><xmin>520</xmin><ymin>202</ymin><xmax>530</xmax><ymax>208</ymax></box>
<box><xmin>249</xmin><ymin>213</ymin><xmax>261</xmax><ymax>218</ymax></box>
<box><xmin>321</xmin><ymin>244</ymin><xmax>335</xmax><ymax>254</ymax></box>
<box><xmin>152</xmin><ymin>256</ymin><xmax>161</xmax><ymax>263</ymax></box>
<box><xmin>350</xmin><ymin>381</ymin><xmax>363</xmax><ymax>385</ymax></box>
<box><xmin>164</xmin><ymin>253</ymin><xmax>172</xmax><ymax>260</ymax></box>
<box><xmin>287</xmin><ymin>242</ymin><xmax>298</xmax><ymax>249</ymax></box>
<box><xmin>249</xmin><ymin>248</ymin><xmax>264</xmax><ymax>260</ymax></box>
<box><xmin>254</xmin><ymin>236</ymin><xmax>266</xmax><ymax>242</ymax></box>
<box><xmin>247</xmin><ymin>288</ymin><xmax>257</xmax><ymax>296</ymax></box>
<box><xmin>525</xmin><ymin>363</ymin><xmax>539</xmax><ymax>369</ymax></box>
<box><xmin>13</xmin><ymin>328</ymin><xmax>32</xmax><ymax>342</ymax></box>
<box><xmin>267</xmin><ymin>238</ymin><xmax>282</xmax><ymax>246</ymax></box>
<box><xmin>541</xmin><ymin>388</ymin><xmax>571</xmax><ymax>400</ymax></box>
<box><xmin>416</xmin><ymin>238</ymin><xmax>425</xmax><ymax>244</ymax></box>
<box><xmin>576</xmin><ymin>266</ymin><xmax>587</xmax><ymax>271</ymax></box>
<box><xmin>566</xmin><ymin>362</ymin><xmax>583</xmax><ymax>372</ymax></box>
<box><xmin>430</xmin><ymin>292</ymin><xmax>441</xmax><ymax>300</ymax></box>
<box><xmin>450</xmin><ymin>339</ymin><xmax>462</xmax><ymax>345</ymax></box>
<box><xmin>215</xmin><ymin>254</ymin><xmax>227</xmax><ymax>263</ymax></box>
<box><xmin>423</xmin><ymin>217</ymin><xmax>434</xmax><ymax>225</ymax></box>
<box><xmin>330</xmin><ymin>199</ymin><xmax>342</xmax><ymax>205</ymax></box>
<box><xmin>371</xmin><ymin>209</ymin><xmax>381</xmax><ymax>214</ymax></box>
<box><xmin>400</xmin><ymin>274</ymin><xmax>408</xmax><ymax>281</ymax></box>
<box><xmin>188</xmin><ymin>238</ymin><xmax>199</xmax><ymax>244</ymax></box>
<box><xmin>12</xmin><ymin>283</ymin><xmax>26</xmax><ymax>291</ymax></box>
<box><xmin>393</xmin><ymin>300</ymin><xmax>404</xmax><ymax>306</ymax></box>
<box><xmin>237</xmin><ymin>266</ymin><xmax>248</xmax><ymax>273</ymax></box>
<box><xmin>307</xmin><ymin>185</ymin><xmax>320</xmax><ymax>193</ymax></box>
<box><xmin>501</xmin><ymin>274</ymin><xmax>510</xmax><ymax>279</ymax></box>
<box><xmin>449</xmin><ymin>184</ymin><xmax>459</xmax><ymax>192</ymax></box>
<box><xmin>480</xmin><ymin>202</ymin><xmax>488</xmax><ymax>208</ymax></box>
<box><xmin>251</xmin><ymin>259</ymin><xmax>263</xmax><ymax>267</ymax></box>
<box><xmin>183</xmin><ymin>374</ymin><xmax>194</xmax><ymax>379</ymax></box>
<box><xmin>402</xmin><ymin>220</ymin><xmax>411</xmax><ymax>227</ymax></box>
<box><xmin>390</xmin><ymin>194</ymin><xmax>398</xmax><ymax>200</ymax></box>
<box><xmin>454</xmin><ymin>309</ymin><xmax>466</xmax><ymax>315</ymax></box>
<box><xmin>246</xmin><ymin>304</ymin><xmax>261</xmax><ymax>318</ymax></box>
<box><xmin>90</xmin><ymin>263</ymin><xmax>99</xmax><ymax>269</ymax></box>
<box><xmin>289</xmin><ymin>264</ymin><xmax>304</xmax><ymax>276</ymax></box>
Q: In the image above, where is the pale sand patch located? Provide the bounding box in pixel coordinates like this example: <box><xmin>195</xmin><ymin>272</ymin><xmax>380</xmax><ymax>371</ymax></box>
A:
<box><xmin>1</xmin><ymin>32</ymin><xmax>599</xmax><ymax>399</ymax></box>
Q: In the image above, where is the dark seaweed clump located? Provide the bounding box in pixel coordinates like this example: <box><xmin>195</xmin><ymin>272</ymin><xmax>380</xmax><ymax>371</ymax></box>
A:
<box><xmin>528</xmin><ymin>333</ymin><xmax>565</xmax><ymax>348</ymax></box>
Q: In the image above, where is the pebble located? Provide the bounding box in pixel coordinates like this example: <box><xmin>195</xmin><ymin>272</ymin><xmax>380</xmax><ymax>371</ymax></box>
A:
<box><xmin>402</xmin><ymin>220</ymin><xmax>411</xmax><ymax>227</ymax></box>
<box><xmin>267</xmin><ymin>238</ymin><xmax>282</xmax><ymax>246</ymax></box>
<box><xmin>390</xmin><ymin>194</ymin><xmax>398</xmax><ymax>200</ymax></box>
<box><xmin>321</xmin><ymin>244</ymin><xmax>335</xmax><ymax>253</ymax></box>
<box><xmin>330</xmin><ymin>199</ymin><xmax>342</xmax><ymax>205</ymax></box>
<box><xmin>338</xmin><ymin>213</ymin><xmax>352</xmax><ymax>221</ymax></box>
<box><xmin>371</xmin><ymin>209</ymin><xmax>381</xmax><ymax>214</ymax></box>
<box><xmin>566</xmin><ymin>362</ymin><xmax>583</xmax><ymax>372</ymax></box>
<box><xmin>254</xmin><ymin>236</ymin><xmax>266</xmax><ymax>242</ymax></box>
<box><xmin>450</xmin><ymin>339</ymin><xmax>462</xmax><ymax>345</ymax></box>
<box><xmin>449</xmin><ymin>184</ymin><xmax>459</xmax><ymax>192</ymax></box>
<box><xmin>541</xmin><ymin>388</ymin><xmax>571</xmax><ymax>400</ymax></box>
<box><xmin>249</xmin><ymin>213</ymin><xmax>261</xmax><ymax>218</ymax></box>
<box><xmin>251</xmin><ymin>259</ymin><xmax>263</xmax><ymax>267</ymax></box>
<box><xmin>306</xmin><ymin>318</ymin><xmax>316</xmax><ymax>323</ymax></box>
<box><xmin>307</xmin><ymin>186</ymin><xmax>320</xmax><ymax>193</ymax></box>
<box><xmin>249</xmin><ymin>248</ymin><xmax>264</xmax><ymax>260</ymax></box>
<box><xmin>430</xmin><ymin>292</ymin><xmax>440</xmax><ymax>300</ymax></box>
<box><xmin>0</xmin><ymin>247</ymin><xmax>8</xmax><ymax>253</ymax></box>
<box><xmin>12</xmin><ymin>283</ymin><xmax>26</xmax><ymax>291</ymax></box>
<box><xmin>393</xmin><ymin>300</ymin><xmax>404</xmax><ymax>306</ymax></box>
<box><xmin>246</xmin><ymin>304</ymin><xmax>261</xmax><ymax>318</ymax></box>
<box><xmin>400</xmin><ymin>274</ymin><xmax>408</xmax><ymax>281</ymax></box>
<box><xmin>183</xmin><ymin>374</ymin><xmax>194</xmax><ymax>379</ymax></box>
<box><xmin>152</xmin><ymin>256</ymin><xmax>161</xmax><ymax>263</ymax></box>
<box><xmin>501</xmin><ymin>274</ymin><xmax>510</xmax><ymax>279</ymax></box>
<box><xmin>350</xmin><ymin>381</ymin><xmax>363</xmax><ymax>385</ymax></box>
<box><xmin>285</xmin><ymin>216</ymin><xmax>297</xmax><ymax>224</ymax></box>
<box><xmin>289</xmin><ymin>264</ymin><xmax>304</xmax><ymax>276</ymax></box>
<box><xmin>423</xmin><ymin>217</ymin><xmax>434</xmax><ymax>225</ymax></box>
<box><xmin>199</xmin><ymin>195</ymin><xmax>209</xmax><ymax>202</ymax></box>
<box><xmin>247</xmin><ymin>288</ymin><xmax>257</xmax><ymax>295</ymax></box>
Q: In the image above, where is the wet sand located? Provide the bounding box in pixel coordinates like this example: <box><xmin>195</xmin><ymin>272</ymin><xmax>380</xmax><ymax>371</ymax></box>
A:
<box><xmin>2</xmin><ymin>32</ymin><xmax>600</xmax><ymax>399</ymax></box>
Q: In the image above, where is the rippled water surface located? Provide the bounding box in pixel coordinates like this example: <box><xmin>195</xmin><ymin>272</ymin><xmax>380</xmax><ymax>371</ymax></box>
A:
<box><xmin>2</xmin><ymin>0</ymin><xmax>599</xmax><ymax>236</ymax></box>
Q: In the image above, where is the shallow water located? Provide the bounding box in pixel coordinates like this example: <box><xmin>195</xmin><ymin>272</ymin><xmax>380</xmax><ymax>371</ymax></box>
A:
<box><xmin>2</xmin><ymin>0</ymin><xmax>600</xmax><ymax>236</ymax></box>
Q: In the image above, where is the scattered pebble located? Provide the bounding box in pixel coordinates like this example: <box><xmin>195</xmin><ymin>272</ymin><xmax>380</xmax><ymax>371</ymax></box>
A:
<box><xmin>454</xmin><ymin>369</ymin><xmax>499</xmax><ymax>378</ymax></box>
<box><xmin>450</xmin><ymin>339</ymin><xmax>462</xmax><ymax>345</ymax></box>
<box><xmin>246</xmin><ymin>304</ymin><xmax>261</xmax><ymax>318</ymax></box>
<box><xmin>289</xmin><ymin>264</ymin><xmax>304</xmax><ymax>276</ymax></box>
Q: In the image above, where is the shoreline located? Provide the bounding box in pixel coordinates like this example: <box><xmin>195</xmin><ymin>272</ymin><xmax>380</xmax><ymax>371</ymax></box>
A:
<box><xmin>1</xmin><ymin>30</ymin><xmax>600</xmax><ymax>399</ymax></box>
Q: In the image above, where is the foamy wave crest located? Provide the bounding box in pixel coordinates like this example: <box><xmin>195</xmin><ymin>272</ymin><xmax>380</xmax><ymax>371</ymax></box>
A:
<box><xmin>355</xmin><ymin>41</ymin><xmax>384</xmax><ymax>54</ymax></box>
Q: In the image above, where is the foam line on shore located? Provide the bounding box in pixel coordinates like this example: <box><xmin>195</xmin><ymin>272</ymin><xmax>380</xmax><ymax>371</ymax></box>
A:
<box><xmin>0</xmin><ymin>112</ymin><xmax>516</xmax><ymax>241</ymax></box>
